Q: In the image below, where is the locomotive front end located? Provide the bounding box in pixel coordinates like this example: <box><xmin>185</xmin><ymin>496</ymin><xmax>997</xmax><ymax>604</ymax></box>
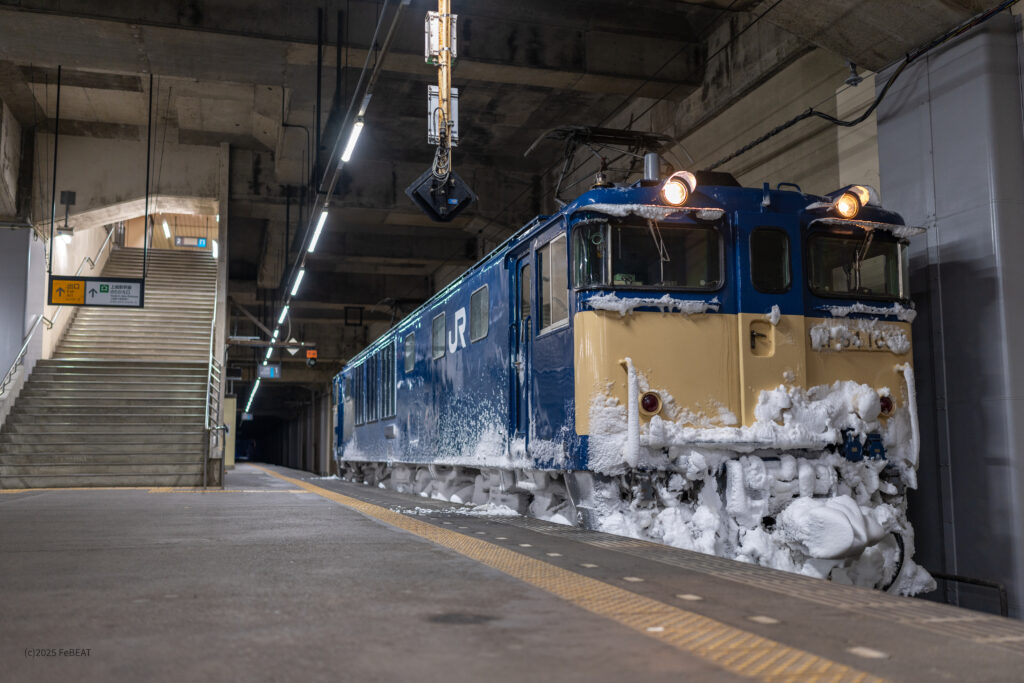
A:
<box><xmin>570</xmin><ymin>176</ymin><xmax>931</xmax><ymax>594</ymax></box>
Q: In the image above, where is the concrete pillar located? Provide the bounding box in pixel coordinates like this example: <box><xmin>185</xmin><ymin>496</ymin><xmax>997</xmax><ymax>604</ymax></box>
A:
<box><xmin>0</xmin><ymin>228</ymin><xmax>44</xmax><ymax>427</ymax></box>
<box><xmin>877</xmin><ymin>14</ymin><xmax>1024</xmax><ymax>616</ymax></box>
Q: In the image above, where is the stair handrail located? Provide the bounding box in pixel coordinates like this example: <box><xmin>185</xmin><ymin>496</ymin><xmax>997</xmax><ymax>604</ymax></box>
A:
<box><xmin>203</xmin><ymin>257</ymin><xmax>226</xmax><ymax>487</ymax></box>
<box><xmin>1</xmin><ymin>227</ymin><xmax>115</xmax><ymax>397</ymax></box>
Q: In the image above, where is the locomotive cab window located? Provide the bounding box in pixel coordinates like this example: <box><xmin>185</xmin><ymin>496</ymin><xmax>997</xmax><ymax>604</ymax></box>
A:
<box><xmin>404</xmin><ymin>333</ymin><xmax>415</xmax><ymax>373</ymax></box>
<box><xmin>808</xmin><ymin>231</ymin><xmax>908</xmax><ymax>300</ymax></box>
<box><xmin>470</xmin><ymin>285</ymin><xmax>489</xmax><ymax>342</ymax></box>
<box><xmin>572</xmin><ymin>218</ymin><xmax>722</xmax><ymax>290</ymax></box>
<box><xmin>431</xmin><ymin>313</ymin><xmax>446</xmax><ymax>359</ymax></box>
<box><xmin>750</xmin><ymin>228</ymin><xmax>791</xmax><ymax>293</ymax></box>
<box><xmin>539</xmin><ymin>235</ymin><xmax>569</xmax><ymax>332</ymax></box>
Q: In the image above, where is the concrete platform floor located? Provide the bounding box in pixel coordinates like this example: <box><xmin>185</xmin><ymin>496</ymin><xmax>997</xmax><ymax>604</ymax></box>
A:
<box><xmin>1</xmin><ymin>463</ymin><xmax>1022</xmax><ymax>683</ymax></box>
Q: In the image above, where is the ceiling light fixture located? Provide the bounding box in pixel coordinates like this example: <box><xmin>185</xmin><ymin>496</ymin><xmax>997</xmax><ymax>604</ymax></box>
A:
<box><xmin>290</xmin><ymin>268</ymin><xmax>305</xmax><ymax>297</ymax></box>
<box><xmin>307</xmin><ymin>210</ymin><xmax>329</xmax><ymax>253</ymax></box>
<box><xmin>341</xmin><ymin>119</ymin><xmax>365</xmax><ymax>163</ymax></box>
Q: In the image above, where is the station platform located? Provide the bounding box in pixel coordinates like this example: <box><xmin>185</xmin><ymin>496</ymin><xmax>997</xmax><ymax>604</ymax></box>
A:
<box><xmin>3</xmin><ymin>463</ymin><xmax>1023</xmax><ymax>682</ymax></box>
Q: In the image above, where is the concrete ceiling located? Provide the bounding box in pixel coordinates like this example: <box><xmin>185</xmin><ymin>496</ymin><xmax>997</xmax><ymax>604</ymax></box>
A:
<box><xmin>0</xmin><ymin>0</ymin><xmax>1004</xmax><ymax>411</ymax></box>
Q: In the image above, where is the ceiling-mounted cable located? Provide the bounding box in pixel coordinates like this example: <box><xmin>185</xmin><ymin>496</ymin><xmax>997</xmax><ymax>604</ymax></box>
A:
<box><xmin>707</xmin><ymin>0</ymin><xmax>1020</xmax><ymax>170</ymax></box>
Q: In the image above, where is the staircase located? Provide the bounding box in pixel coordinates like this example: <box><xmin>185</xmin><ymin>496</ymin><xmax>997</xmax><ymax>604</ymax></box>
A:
<box><xmin>0</xmin><ymin>247</ymin><xmax>218</xmax><ymax>488</ymax></box>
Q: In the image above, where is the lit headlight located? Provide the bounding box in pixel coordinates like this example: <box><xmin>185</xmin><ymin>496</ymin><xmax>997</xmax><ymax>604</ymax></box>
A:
<box><xmin>833</xmin><ymin>192</ymin><xmax>859</xmax><ymax>219</ymax></box>
<box><xmin>661</xmin><ymin>171</ymin><xmax>697</xmax><ymax>206</ymax></box>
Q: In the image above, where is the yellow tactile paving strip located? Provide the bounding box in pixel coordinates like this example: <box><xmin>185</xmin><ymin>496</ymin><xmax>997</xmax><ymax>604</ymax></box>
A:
<box><xmin>253</xmin><ymin>465</ymin><xmax>885</xmax><ymax>683</ymax></box>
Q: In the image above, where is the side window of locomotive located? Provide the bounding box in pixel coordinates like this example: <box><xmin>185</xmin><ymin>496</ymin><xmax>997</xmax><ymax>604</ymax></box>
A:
<box><xmin>750</xmin><ymin>228</ymin><xmax>791</xmax><ymax>293</ymax></box>
<box><xmin>367</xmin><ymin>353</ymin><xmax>378</xmax><ymax>423</ymax></box>
<box><xmin>808</xmin><ymin>233</ymin><xmax>905</xmax><ymax>299</ymax></box>
<box><xmin>382</xmin><ymin>342</ymin><xmax>396</xmax><ymax>419</ymax></box>
<box><xmin>353</xmin><ymin>364</ymin><xmax>364</xmax><ymax>426</ymax></box>
<box><xmin>573</xmin><ymin>220</ymin><xmax>607</xmax><ymax>287</ymax></box>
<box><xmin>431</xmin><ymin>313</ymin><xmax>446</xmax><ymax>359</ymax></box>
<box><xmin>539</xmin><ymin>234</ymin><xmax>569</xmax><ymax>332</ymax></box>
<box><xmin>520</xmin><ymin>264</ymin><xmax>532</xmax><ymax>319</ymax></box>
<box><xmin>404</xmin><ymin>333</ymin><xmax>415</xmax><ymax>373</ymax></box>
<box><xmin>470</xmin><ymin>285</ymin><xmax>489</xmax><ymax>342</ymax></box>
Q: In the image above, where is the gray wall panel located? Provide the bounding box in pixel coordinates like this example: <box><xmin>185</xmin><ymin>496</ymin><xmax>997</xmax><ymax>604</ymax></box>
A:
<box><xmin>878</xmin><ymin>14</ymin><xmax>1024</xmax><ymax>616</ymax></box>
<box><xmin>0</xmin><ymin>229</ymin><xmax>30</xmax><ymax>375</ymax></box>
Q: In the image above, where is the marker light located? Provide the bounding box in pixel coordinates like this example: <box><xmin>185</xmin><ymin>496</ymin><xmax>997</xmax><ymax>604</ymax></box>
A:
<box><xmin>661</xmin><ymin>171</ymin><xmax>697</xmax><ymax>207</ymax></box>
<box><xmin>879</xmin><ymin>395</ymin><xmax>894</xmax><ymax>416</ymax></box>
<box><xmin>290</xmin><ymin>268</ymin><xmax>305</xmax><ymax>296</ymax></box>
<box><xmin>834</xmin><ymin>192</ymin><xmax>860</xmax><ymax>219</ymax></box>
<box><xmin>341</xmin><ymin>119</ymin><xmax>365</xmax><ymax>163</ymax></box>
<box><xmin>162</xmin><ymin>220</ymin><xmax>171</xmax><ymax>239</ymax></box>
<box><xmin>277</xmin><ymin>305</ymin><xmax>289</xmax><ymax>325</ymax></box>
<box><xmin>640</xmin><ymin>391</ymin><xmax>662</xmax><ymax>415</ymax></box>
<box><xmin>307</xmin><ymin>210</ymin><xmax>328</xmax><ymax>253</ymax></box>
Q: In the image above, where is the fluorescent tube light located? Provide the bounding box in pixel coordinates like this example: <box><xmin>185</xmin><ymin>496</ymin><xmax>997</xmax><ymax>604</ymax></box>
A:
<box><xmin>341</xmin><ymin>120</ymin><xmax>365</xmax><ymax>163</ymax></box>
<box><xmin>162</xmin><ymin>220</ymin><xmax>170</xmax><ymax>239</ymax></box>
<box><xmin>277</xmin><ymin>305</ymin><xmax>289</xmax><ymax>325</ymax></box>
<box><xmin>308</xmin><ymin>210</ymin><xmax>328</xmax><ymax>253</ymax></box>
<box><xmin>290</xmin><ymin>269</ymin><xmax>305</xmax><ymax>296</ymax></box>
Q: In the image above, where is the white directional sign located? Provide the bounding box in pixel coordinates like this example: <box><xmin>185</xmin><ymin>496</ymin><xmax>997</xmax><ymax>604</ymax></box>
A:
<box><xmin>49</xmin><ymin>276</ymin><xmax>145</xmax><ymax>308</ymax></box>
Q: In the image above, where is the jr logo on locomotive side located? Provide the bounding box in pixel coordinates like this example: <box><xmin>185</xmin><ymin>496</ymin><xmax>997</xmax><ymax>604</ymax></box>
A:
<box><xmin>447</xmin><ymin>308</ymin><xmax>467</xmax><ymax>353</ymax></box>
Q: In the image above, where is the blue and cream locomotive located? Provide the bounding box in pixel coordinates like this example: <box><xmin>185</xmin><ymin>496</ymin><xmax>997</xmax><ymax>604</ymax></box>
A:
<box><xmin>333</xmin><ymin>157</ymin><xmax>931</xmax><ymax>594</ymax></box>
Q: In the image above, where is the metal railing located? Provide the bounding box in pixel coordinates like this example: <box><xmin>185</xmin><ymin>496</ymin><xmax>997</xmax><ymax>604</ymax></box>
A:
<box><xmin>1</xmin><ymin>227</ymin><xmax>115</xmax><ymax>398</ymax></box>
<box><xmin>203</xmin><ymin>265</ymin><xmax>227</xmax><ymax>488</ymax></box>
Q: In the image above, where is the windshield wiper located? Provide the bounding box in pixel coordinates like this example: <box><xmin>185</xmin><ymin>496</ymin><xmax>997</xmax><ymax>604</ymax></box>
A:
<box><xmin>646</xmin><ymin>219</ymin><xmax>671</xmax><ymax>283</ymax></box>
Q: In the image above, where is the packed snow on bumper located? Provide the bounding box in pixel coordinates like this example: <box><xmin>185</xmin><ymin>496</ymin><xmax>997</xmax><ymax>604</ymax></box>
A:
<box><xmin>586</xmin><ymin>372</ymin><xmax>934</xmax><ymax>595</ymax></box>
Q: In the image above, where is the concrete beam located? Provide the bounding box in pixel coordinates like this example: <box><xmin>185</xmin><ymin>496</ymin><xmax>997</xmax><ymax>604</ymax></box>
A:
<box><xmin>230</xmin><ymin>273</ymin><xmax>430</xmax><ymax>307</ymax></box>
<box><xmin>32</xmin><ymin>133</ymin><xmax>221</xmax><ymax>230</ymax></box>
<box><xmin>0</xmin><ymin>3</ymin><xmax>705</xmax><ymax>98</ymax></box>
<box><xmin>762</xmin><ymin>0</ymin><xmax>993</xmax><ymax>72</ymax></box>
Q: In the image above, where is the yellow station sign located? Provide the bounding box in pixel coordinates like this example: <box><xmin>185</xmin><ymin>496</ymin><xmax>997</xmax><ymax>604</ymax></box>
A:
<box><xmin>49</xmin><ymin>278</ymin><xmax>85</xmax><ymax>305</ymax></box>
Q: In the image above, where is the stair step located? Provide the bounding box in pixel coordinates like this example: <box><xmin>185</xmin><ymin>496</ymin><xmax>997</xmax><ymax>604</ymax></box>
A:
<box><xmin>0</xmin><ymin>442</ymin><xmax>206</xmax><ymax>455</ymax></box>
<box><xmin>8</xmin><ymin>412</ymin><xmax>205</xmax><ymax>423</ymax></box>
<box><xmin>2</xmin><ymin>421</ymin><xmax>203</xmax><ymax>434</ymax></box>
<box><xmin>1</xmin><ymin>463</ymin><xmax>204</xmax><ymax>476</ymax></box>
<box><xmin>1</xmin><ymin>453</ymin><xmax>204</xmax><ymax>465</ymax></box>
<box><xmin>0</xmin><ymin>472</ymin><xmax>206</xmax><ymax>488</ymax></box>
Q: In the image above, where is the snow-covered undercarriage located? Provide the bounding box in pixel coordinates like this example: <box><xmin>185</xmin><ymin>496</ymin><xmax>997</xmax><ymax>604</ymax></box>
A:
<box><xmin>338</xmin><ymin>369</ymin><xmax>935</xmax><ymax>597</ymax></box>
<box><xmin>339</xmin><ymin>445</ymin><xmax>932</xmax><ymax>595</ymax></box>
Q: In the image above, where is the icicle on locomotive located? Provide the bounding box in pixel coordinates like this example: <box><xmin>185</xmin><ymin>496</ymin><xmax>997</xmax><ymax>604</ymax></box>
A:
<box><xmin>333</xmin><ymin>148</ymin><xmax>932</xmax><ymax>594</ymax></box>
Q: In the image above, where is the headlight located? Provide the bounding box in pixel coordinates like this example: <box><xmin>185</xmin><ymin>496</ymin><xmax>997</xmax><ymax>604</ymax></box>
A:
<box><xmin>833</xmin><ymin>192</ymin><xmax>859</xmax><ymax>219</ymax></box>
<box><xmin>661</xmin><ymin>171</ymin><xmax>697</xmax><ymax>206</ymax></box>
<box><xmin>662</xmin><ymin>179</ymin><xmax>688</xmax><ymax>206</ymax></box>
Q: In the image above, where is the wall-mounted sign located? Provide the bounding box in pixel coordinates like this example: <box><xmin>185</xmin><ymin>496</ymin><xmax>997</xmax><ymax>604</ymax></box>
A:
<box><xmin>174</xmin><ymin>236</ymin><xmax>208</xmax><ymax>248</ymax></box>
<box><xmin>257</xmin><ymin>363</ymin><xmax>281</xmax><ymax>379</ymax></box>
<box><xmin>48</xmin><ymin>276</ymin><xmax>144</xmax><ymax>308</ymax></box>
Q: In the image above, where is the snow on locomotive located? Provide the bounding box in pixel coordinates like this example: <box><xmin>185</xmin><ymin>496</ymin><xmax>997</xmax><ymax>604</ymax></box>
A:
<box><xmin>333</xmin><ymin>163</ymin><xmax>933</xmax><ymax>595</ymax></box>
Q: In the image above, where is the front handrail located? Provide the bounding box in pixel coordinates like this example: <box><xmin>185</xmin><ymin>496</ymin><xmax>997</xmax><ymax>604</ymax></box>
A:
<box><xmin>203</xmin><ymin>256</ymin><xmax>225</xmax><ymax>487</ymax></box>
<box><xmin>1</xmin><ymin>227</ymin><xmax>115</xmax><ymax>398</ymax></box>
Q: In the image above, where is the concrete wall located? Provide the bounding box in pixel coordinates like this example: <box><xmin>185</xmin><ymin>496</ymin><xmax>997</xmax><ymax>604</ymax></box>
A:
<box><xmin>33</xmin><ymin>133</ymin><xmax>221</xmax><ymax>232</ymax></box>
<box><xmin>877</xmin><ymin>14</ymin><xmax>1024</xmax><ymax>617</ymax></box>
<box><xmin>0</xmin><ymin>228</ymin><xmax>43</xmax><ymax>427</ymax></box>
<box><xmin>41</xmin><ymin>224</ymin><xmax>113</xmax><ymax>360</ymax></box>
<box><xmin>563</xmin><ymin>48</ymin><xmax>851</xmax><ymax>201</ymax></box>
<box><xmin>0</xmin><ymin>98</ymin><xmax>21</xmax><ymax>217</ymax></box>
